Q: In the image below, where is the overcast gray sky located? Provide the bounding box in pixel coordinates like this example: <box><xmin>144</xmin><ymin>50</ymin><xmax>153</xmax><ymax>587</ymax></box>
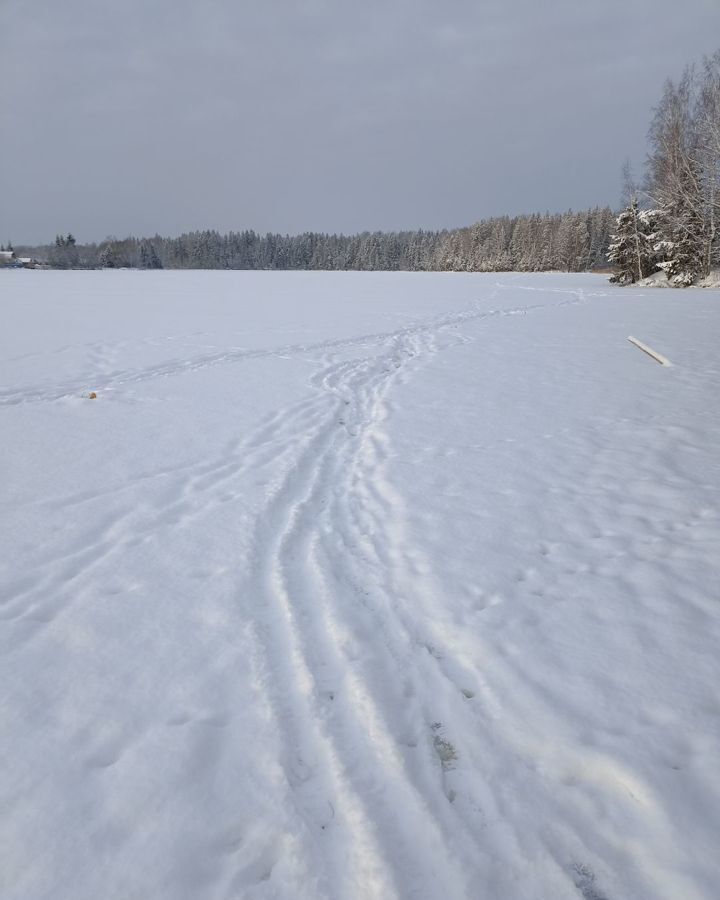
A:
<box><xmin>1</xmin><ymin>0</ymin><xmax>719</xmax><ymax>244</ymax></box>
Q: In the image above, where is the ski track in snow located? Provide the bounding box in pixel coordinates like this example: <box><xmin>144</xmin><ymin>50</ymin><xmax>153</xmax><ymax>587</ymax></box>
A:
<box><xmin>3</xmin><ymin>274</ymin><xmax>719</xmax><ymax>900</ymax></box>
<box><xmin>237</xmin><ymin>326</ymin><xmax>493</xmax><ymax>899</ymax></box>
<box><xmin>3</xmin><ymin>285</ymin><xmax>590</xmax><ymax>897</ymax></box>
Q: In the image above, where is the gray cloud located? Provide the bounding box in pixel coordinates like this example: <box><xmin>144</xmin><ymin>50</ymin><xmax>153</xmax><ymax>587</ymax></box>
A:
<box><xmin>2</xmin><ymin>0</ymin><xmax>719</xmax><ymax>243</ymax></box>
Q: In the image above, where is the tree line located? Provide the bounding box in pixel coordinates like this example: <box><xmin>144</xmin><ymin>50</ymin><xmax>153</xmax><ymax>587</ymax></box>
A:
<box><xmin>17</xmin><ymin>207</ymin><xmax>614</xmax><ymax>273</ymax></box>
<box><xmin>13</xmin><ymin>50</ymin><xmax>720</xmax><ymax>282</ymax></box>
<box><xmin>610</xmin><ymin>50</ymin><xmax>720</xmax><ymax>286</ymax></box>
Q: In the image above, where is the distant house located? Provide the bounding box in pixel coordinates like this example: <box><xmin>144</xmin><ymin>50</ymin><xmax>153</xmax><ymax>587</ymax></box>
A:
<box><xmin>0</xmin><ymin>250</ymin><xmax>39</xmax><ymax>268</ymax></box>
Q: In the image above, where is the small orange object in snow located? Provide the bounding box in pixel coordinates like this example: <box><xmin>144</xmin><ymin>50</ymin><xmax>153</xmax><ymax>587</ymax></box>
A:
<box><xmin>88</xmin><ymin>391</ymin><xmax>97</xmax><ymax>399</ymax></box>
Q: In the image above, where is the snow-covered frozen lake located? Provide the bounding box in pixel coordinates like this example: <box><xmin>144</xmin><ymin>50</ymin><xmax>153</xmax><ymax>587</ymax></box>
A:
<box><xmin>1</xmin><ymin>270</ymin><xmax>719</xmax><ymax>900</ymax></box>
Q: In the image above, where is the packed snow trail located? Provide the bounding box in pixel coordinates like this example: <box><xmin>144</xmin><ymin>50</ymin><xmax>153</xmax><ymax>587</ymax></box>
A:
<box><xmin>1</xmin><ymin>272</ymin><xmax>719</xmax><ymax>900</ymax></box>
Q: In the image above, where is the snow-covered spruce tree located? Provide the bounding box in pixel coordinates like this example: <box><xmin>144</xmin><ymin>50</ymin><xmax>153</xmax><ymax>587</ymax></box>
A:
<box><xmin>98</xmin><ymin>245</ymin><xmax>119</xmax><ymax>268</ymax></box>
<box><xmin>556</xmin><ymin>213</ymin><xmax>591</xmax><ymax>272</ymax></box>
<box><xmin>139</xmin><ymin>241</ymin><xmax>163</xmax><ymax>269</ymax></box>
<box><xmin>608</xmin><ymin>199</ymin><xmax>658</xmax><ymax>283</ymax></box>
<box><xmin>653</xmin><ymin>201</ymin><xmax>705</xmax><ymax>286</ymax></box>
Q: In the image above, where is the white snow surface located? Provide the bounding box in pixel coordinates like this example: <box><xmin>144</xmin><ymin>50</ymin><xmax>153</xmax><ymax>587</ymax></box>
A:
<box><xmin>698</xmin><ymin>270</ymin><xmax>720</xmax><ymax>290</ymax></box>
<box><xmin>636</xmin><ymin>270</ymin><xmax>720</xmax><ymax>290</ymax></box>
<box><xmin>635</xmin><ymin>271</ymin><xmax>673</xmax><ymax>289</ymax></box>
<box><xmin>1</xmin><ymin>270</ymin><xmax>719</xmax><ymax>900</ymax></box>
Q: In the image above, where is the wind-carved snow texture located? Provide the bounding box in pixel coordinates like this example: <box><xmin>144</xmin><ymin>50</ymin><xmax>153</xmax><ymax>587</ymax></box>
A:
<box><xmin>1</xmin><ymin>271</ymin><xmax>719</xmax><ymax>900</ymax></box>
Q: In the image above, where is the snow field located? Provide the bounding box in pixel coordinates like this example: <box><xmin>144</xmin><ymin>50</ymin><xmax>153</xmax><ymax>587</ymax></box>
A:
<box><xmin>1</xmin><ymin>271</ymin><xmax>719</xmax><ymax>899</ymax></box>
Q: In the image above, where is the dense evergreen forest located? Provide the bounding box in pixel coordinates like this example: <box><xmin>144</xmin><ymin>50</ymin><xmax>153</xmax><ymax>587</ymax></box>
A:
<box><xmin>16</xmin><ymin>207</ymin><xmax>614</xmax><ymax>273</ymax></box>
